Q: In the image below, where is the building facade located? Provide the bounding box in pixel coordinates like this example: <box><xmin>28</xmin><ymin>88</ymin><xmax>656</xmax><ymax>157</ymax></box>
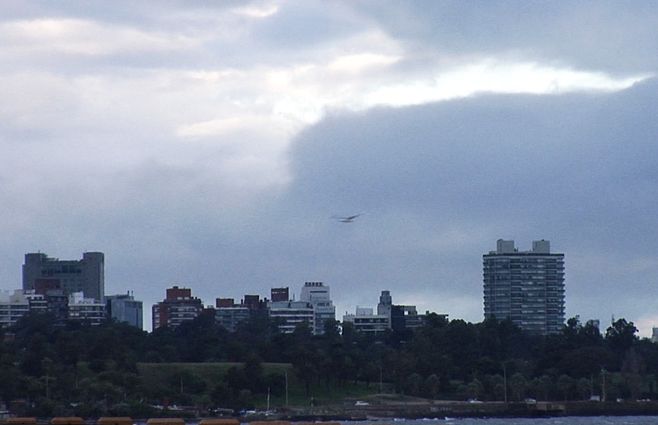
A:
<box><xmin>0</xmin><ymin>290</ymin><xmax>31</xmax><ymax>328</ymax></box>
<box><xmin>215</xmin><ymin>297</ymin><xmax>251</xmax><ymax>332</ymax></box>
<box><xmin>391</xmin><ymin>305</ymin><xmax>424</xmax><ymax>332</ymax></box>
<box><xmin>271</xmin><ymin>287</ymin><xmax>289</xmax><ymax>302</ymax></box>
<box><xmin>152</xmin><ymin>286</ymin><xmax>204</xmax><ymax>330</ymax></box>
<box><xmin>343</xmin><ymin>307</ymin><xmax>390</xmax><ymax>333</ymax></box>
<box><xmin>68</xmin><ymin>292</ymin><xmax>106</xmax><ymax>325</ymax></box>
<box><xmin>23</xmin><ymin>252</ymin><xmax>105</xmax><ymax>301</ymax></box>
<box><xmin>268</xmin><ymin>300</ymin><xmax>314</xmax><ymax>333</ymax></box>
<box><xmin>215</xmin><ymin>305</ymin><xmax>251</xmax><ymax>332</ymax></box>
<box><xmin>106</xmin><ymin>292</ymin><xmax>143</xmax><ymax>329</ymax></box>
<box><xmin>299</xmin><ymin>282</ymin><xmax>336</xmax><ymax>335</ymax></box>
<box><xmin>483</xmin><ymin>239</ymin><xmax>565</xmax><ymax>335</ymax></box>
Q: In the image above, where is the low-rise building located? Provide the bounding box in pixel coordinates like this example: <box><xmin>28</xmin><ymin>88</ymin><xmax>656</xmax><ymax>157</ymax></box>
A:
<box><xmin>268</xmin><ymin>300</ymin><xmax>314</xmax><ymax>333</ymax></box>
<box><xmin>152</xmin><ymin>286</ymin><xmax>203</xmax><ymax>330</ymax></box>
<box><xmin>215</xmin><ymin>306</ymin><xmax>250</xmax><ymax>331</ymax></box>
<box><xmin>215</xmin><ymin>298</ymin><xmax>251</xmax><ymax>332</ymax></box>
<box><xmin>68</xmin><ymin>292</ymin><xmax>106</xmax><ymax>325</ymax></box>
<box><xmin>24</xmin><ymin>290</ymin><xmax>48</xmax><ymax>314</ymax></box>
<box><xmin>271</xmin><ymin>287</ymin><xmax>289</xmax><ymax>302</ymax></box>
<box><xmin>0</xmin><ymin>290</ymin><xmax>31</xmax><ymax>328</ymax></box>
<box><xmin>345</xmin><ymin>290</ymin><xmax>445</xmax><ymax>333</ymax></box>
<box><xmin>343</xmin><ymin>307</ymin><xmax>390</xmax><ymax>333</ymax></box>
<box><xmin>391</xmin><ymin>305</ymin><xmax>425</xmax><ymax>332</ymax></box>
<box><xmin>106</xmin><ymin>292</ymin><xmax>143</xmax><ymax>329</ymax></box>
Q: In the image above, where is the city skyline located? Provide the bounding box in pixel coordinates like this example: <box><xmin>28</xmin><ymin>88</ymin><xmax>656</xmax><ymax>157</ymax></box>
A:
<box><xmin>0</xmin><ymin>243</ymin><xmax>629</xmax><ymax>336</ymax></box>
<box><xmin>1</xmin><ymin>2</ymin><xmax>657</xmax><ymax>335</ymax></box>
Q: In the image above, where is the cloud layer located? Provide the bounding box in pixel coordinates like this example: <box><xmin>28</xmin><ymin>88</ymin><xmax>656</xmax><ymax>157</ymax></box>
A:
<box><xmin>0</xmin><ymin>1</ymin><xmax>657</xmax><ymax>333</ymax></box>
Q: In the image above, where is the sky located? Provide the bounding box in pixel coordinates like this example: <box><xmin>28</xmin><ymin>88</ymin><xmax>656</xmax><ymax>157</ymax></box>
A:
<box><xmin>1</xmin><ymin>1</ymin><xmax>658</xmax><ymax>334</ymax></box>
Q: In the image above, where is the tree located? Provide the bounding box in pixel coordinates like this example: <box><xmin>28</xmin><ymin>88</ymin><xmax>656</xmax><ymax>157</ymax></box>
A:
<box><xmin>424</xmin><ymin>374</ymin><xmax>440</xmax><ymax>399</ymax></box>
<box><xmin>577</xmin><ymin>377</ymin><xmax>592</xmax><ymax>400</ymax></box>
<box><xmin>557</xmin><ymin>375</ymin><xmax>575</xmax><ymax>401</ymax></box>
<box><xmin>466</xmin><ymin>378</ymin><xmax>483</xmax><ymax>400</ymax></box>
<box><xmin>606</xmin><ymin>319</ymin><xmax>638</xmax><ymax>354</ymax></box>
<box><xmin>404</xmin><ymin>373</ymin><xmax>422</xmax><ymax>396</ymax></box>
<box><xmin>509</xmin><ymin>373</ymin><xmax>526</xmax><ymax>401</ymax></box>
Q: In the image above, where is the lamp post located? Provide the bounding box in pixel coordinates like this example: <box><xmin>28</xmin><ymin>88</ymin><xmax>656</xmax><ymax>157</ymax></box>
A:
<box><xmin>285</xmin><ymin>370</ymin><xmax>289</xmax><ymax>407</ymax></box>
<box><xmin>503</xmin><ymin>362</ymin><xmax>508</xmax><ymax>404</ymax></box>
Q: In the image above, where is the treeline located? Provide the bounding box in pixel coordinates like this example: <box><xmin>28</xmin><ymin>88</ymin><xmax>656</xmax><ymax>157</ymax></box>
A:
<box><xmin>1</xmin><ymin>311</ymin><xmax>657</xmax><ymax>417</ymax></box>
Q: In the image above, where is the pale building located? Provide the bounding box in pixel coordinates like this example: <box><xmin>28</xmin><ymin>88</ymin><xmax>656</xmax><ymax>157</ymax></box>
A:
<box><xmin>268</xmin><ymin>300</ymin><xmax>315</xmax><ymax>333</ymax></box>
<box><xmin>106</xmin><ymin>292</ymin><xmax>143</xmax><ymax>329</ymax></box>
<box><xmin>0</xmin><ymin>290</ymin><xmax>31</xmax><ymax>328</ymax></box>
<box><xmin>68</xmin><ymin>292</ymin><xmax>106</xmax><ymax>325</ymax></box>
<box><xmin>343</xmin><ymin>307</ymin><xmax>390</xmax><ymax>333</ymax></box>
<box><xmin>300</xmin><ymin>282</ymin><xmax>336</xmax><ymax>335</ymax></box>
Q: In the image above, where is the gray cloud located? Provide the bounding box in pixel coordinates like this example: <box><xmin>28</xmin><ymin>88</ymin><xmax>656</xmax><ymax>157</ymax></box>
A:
<box><xmin>353</xmin><ymin>1</ymin><xmax>658</xmax><ymax>73</ymax></box>
<box><xmin>0</xmin><ymin>1</ymin><xmax>657</xmax><ymax>332</ymax></box>
<box><xmin>277</xmin><ymin>79</ymin><xmax>658</xmax><ymax>324</ymax></box>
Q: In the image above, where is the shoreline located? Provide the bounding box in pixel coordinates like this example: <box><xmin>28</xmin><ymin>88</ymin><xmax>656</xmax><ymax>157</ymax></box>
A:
<box><xmin>9</xmin><ymin>401</ymin><xmax>658</xmax><ymax>423</ymax></box>
<box><xmin>255</xmin><ymin>400</ymin><xmax>658</xmax><ymax>421</ymax></box>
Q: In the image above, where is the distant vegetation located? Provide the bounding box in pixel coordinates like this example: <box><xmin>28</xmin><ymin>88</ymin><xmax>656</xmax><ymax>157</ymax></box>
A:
<box><xmin>1</xmin><ymin>311</ymin><xmax>657</xmax><ymax>417</ymax></box>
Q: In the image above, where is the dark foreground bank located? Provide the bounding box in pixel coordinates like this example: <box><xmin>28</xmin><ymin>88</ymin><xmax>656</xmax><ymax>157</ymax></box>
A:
<box><xmin>264</xmin><ymin>400</ymin><xmax>658</xmax><ymax>421</ymax></box>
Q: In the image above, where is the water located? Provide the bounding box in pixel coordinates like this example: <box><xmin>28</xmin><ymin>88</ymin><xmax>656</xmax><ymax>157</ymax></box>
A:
<box><xmin>350</xmin><ymin>418</ymin><xmax>658</xmax><ymax>425</ymax></box>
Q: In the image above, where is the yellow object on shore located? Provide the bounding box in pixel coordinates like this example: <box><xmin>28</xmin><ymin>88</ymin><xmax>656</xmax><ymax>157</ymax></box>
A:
<box><xmin>198</xmin><ymin>419</ymin><xmax>239</xmax><ymax>425</ymax></box>
<box><xmin>4</xmin><ymin>418</ymin><xmax>37</xmax><ymax>425</ymax></box>
<box><xmin>146</xmin><ymin>419</ymin><xmax>185</xmax><ymax>425</ymax></box>
<box><xmin>51</xmin><ymin>417</ymin><xmax>84</xmax><ymax>425</ymax></box>
<box><xmin>97</xmin><ymin>417</ymin><xmax>134</xmax><ymax>425</ymax></box>
<box><xmin>251</xmin><ymin>421</ymin><xmax>290</xmax><ymax>425</ymax></box>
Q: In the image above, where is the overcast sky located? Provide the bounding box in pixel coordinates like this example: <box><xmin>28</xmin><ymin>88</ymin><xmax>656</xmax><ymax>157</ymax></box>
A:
<box><xmin>1</xmin><ymin>1</ymin><xmax>657</xmax><ymax>334</ymax></box>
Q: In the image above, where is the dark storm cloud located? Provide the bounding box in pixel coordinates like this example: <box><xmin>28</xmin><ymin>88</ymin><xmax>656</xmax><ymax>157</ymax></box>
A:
<box><xmin>280</xmin><ymin>79</ymin><xmax>658</xmax><ymax>323</ymax></box>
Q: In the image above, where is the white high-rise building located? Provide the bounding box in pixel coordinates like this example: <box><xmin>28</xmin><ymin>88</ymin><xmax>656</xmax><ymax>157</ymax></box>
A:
<box><xmin>483</xmin><ymin>239</ymin><xmax>565</xmax><ymax>335</ymax></box>
<box><xmin>300</xmin><ymin>281</ymin><xmax>336</xmax><ymax>335</ymax></box>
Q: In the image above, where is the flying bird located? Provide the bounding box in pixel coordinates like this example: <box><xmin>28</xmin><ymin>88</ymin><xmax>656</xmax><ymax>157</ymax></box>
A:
<box><xmin>332</xmin><ymin>214</ymin><xmax>362</xmax><ymax>223</ymax></box>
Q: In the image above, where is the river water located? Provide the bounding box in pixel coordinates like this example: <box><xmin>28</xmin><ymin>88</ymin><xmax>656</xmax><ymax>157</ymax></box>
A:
<box><xmin>350</xmin><ymin>418</ymin><xmax>658</xmax><ymax>425</ymax></box>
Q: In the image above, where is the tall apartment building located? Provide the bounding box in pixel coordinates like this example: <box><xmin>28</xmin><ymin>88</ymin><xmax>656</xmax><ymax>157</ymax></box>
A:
<box><xmin>152</xmin><ymin>286</ymin><xmax>203</xmax><ymax>330</ymax></box>
<box><xmin>483</xmin><ymin>239</ymin><xmax>565</xmax><ymax>335</ymax></box>
<box><xmin>299</xmin><ymin>282</ymin><xmax>336</xmax><ymax>335</ymax></box>
<box><xmin>106</xmin><ymin>292</ymin><xmax>143</xmax><ymax>329</ymax></box>
<box><xmin>23</xmin><ymin>252</ymin><xmax>105</xmax><ymax>301</ymax></box>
